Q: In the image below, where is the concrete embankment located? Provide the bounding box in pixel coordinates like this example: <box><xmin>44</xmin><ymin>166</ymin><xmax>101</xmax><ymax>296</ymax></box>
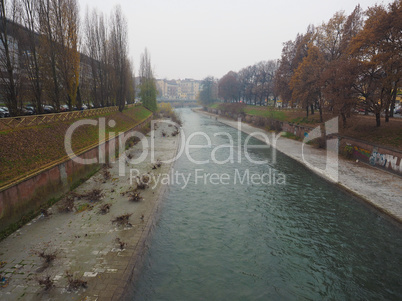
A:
<box><xmin>196</xmin><ymin>109</ymin><xmax>402</xmax><ymax>224</ymax></box>
<box><xmin>0</xmin><ymin>120</ymin><xmax>180</xmax><ymax>300</ymax></box>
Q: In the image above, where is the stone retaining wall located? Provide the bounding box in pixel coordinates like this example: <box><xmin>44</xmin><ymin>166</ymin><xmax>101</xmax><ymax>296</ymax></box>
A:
<box><xmin>0</xmin><ymin>116</ymin><xmax>152</xmax><ymax>232</ymax></box>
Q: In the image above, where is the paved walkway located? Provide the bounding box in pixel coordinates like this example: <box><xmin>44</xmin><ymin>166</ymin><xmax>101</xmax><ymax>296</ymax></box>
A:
<box><xmin>197</xmin><ymin>109</ymin><xmax>402</xmax><ymax>224</ymax></box>
<box><xmin>0</xmin><ymin>120</ymin><xmax>180</xmax><ymax>300</ymax></box>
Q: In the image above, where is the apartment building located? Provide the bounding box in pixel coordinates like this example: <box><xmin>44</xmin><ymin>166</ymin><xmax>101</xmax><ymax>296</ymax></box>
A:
<box><xmin>156</xmin><ymin>78</ymin><xmax>201</xmax><ymax>100</ymax></box>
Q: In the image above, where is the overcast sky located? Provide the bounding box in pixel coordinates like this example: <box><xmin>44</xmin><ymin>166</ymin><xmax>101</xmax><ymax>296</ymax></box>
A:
<box><xmin>79</xmin><ymin>0</ymin><xmax>392</xmax><ymax>80</ymax></box>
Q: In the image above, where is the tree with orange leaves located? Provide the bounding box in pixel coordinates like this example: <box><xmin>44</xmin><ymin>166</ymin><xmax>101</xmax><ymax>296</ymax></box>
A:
<box><xmin>290</xmin><ymin>44</ymin><xmax>325</xmax><ymax>122</ymax></box>
<box><xmin>349</xmin><ymin>0</ymin><xmax>402</xmax><ymax>127</ymax></box>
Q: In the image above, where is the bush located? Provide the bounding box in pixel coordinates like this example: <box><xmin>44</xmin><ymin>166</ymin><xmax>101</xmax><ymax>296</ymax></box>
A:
<box><xmin>157</xmin><ymin>102</ymin><xmax>182</xmax><ymax>126</ymax></box>
<box><xmin>218</xmin><ymin>103</ymin><xmax>246</xmax><ymax>118</ymax></box>
<box><xmin>310</xmin><ymin>136</ymin><xmax>326</xmax><ymax>149</ymax></box>
<box><xmin>344</xmin><ymin>144</ymin><xmax>354</xmax><ymax>159</ymax></box>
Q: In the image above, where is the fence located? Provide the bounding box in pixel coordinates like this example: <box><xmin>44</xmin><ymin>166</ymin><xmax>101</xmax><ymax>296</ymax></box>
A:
<box><xmin>0</xmin><ymin>105</ymin><xmax>137</xmax><ymax>131</ymax></box>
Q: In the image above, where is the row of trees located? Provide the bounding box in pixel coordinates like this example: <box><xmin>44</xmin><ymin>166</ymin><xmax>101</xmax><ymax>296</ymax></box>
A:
<box><xmin>82</xmin><ymin>6</ymin><xmax>136</xmax><ymax>112</ymax></box>
<box><xmin>218</xmin><ymin>60</ymin><xmax>278</xmax><ymax>106</ymax></box>
<box><xmin>275</xmin><ymin>1</ymin><xmax>401</xmax><ymax>127</ymax></box>
<box><xmin>211</xmin><ymin>0</ymin><xmax>401</xmax><ymax>127</ymax></box>
<box><xmin>0</xmin><ymin>0</ymin><xmax>80</xmax><ymax>115</ymax></box>
<box><xmin>0</xmin><ymin>0</ymin><xmax>158</xmax><ymax>116</ymax></box>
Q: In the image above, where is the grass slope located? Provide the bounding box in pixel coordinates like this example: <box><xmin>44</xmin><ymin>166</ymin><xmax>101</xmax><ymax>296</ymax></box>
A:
<box><xmin>0</xmin><ymin>106</ymin><xmax>152</xmax><ymax>186</ymax></box>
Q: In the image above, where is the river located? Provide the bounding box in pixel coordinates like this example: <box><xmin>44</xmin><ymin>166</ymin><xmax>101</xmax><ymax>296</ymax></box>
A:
<box><xmin>126</xmin><ymin>108</ymin><xmax>402</xmax><ymax>300</ymax></box>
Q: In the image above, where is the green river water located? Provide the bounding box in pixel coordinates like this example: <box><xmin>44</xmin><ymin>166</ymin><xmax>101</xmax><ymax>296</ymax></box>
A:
<box><xmin>127</xmin><ymin>109</ymin><xmax>402</xmax><ymax>300</ymax></box>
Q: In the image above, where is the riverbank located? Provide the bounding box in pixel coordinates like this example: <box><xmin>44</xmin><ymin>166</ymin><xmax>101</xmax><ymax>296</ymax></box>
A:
<box><xmin>0</xmin><ymin>119</ymin><xmax>180</xmax><ymax>300</ymax></box>
<box><xmin>0</xmin><ymin>105</ymin><xmax>152</xmax><ymax>187</ymax></box>
<box><xmin>195</xmin><ymin>109</ymin><xmax>402</xmax><ymax>224</ymax></box>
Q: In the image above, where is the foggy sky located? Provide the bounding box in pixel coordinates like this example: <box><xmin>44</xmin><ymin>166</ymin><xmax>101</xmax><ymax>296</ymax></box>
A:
<box><xmin>79</xmin><ymin>0</ymin><xmax>392</xmax><ymax>80</ymax></box>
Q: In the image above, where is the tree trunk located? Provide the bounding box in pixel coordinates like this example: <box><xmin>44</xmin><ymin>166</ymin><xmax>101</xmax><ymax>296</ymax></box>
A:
<box><xmin>0</xmin><ymin>10</ymin><xmax>18</xmax><ymax>116</ymax></box>
<box><xmin>341</xmin><ymin>113</ymin><xmax>347</xmax><ymax>128</ymax></box>
<box><xmin>306</xmin><ymin>106</ymin><xmax>309</xmax><ymax>117</ymax></box>
<box><xmin>310</xmin><ymin>104</ymin><xmax>314</xmax><ymax>115</ymax></box>
<box><xmin>385</xmin><ymin>108</ymin><xmax>389</xmax><ymax>123</ymax></box>
<box><xmin>375</xmin><ymin>112</ymin><xmax>381</xmax><ymax>127</ymax></box>
<box><xmin>319</xmin><ymin>106</ymin><xmax>323</xmax><ymax>123</ymax></box>
<box><xmin>390</xmin><ymin>84</ymin><xmax>397</xmax><ymax>118</ymax></box>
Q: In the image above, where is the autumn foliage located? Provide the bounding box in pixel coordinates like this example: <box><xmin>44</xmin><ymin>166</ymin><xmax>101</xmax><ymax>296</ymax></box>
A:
<box><xmin>275</xmin><ymin>1</ymin><xmax>402</xmax><ymax>127</ymax></box>
<box><xmin>217</xmin><ymin>0</ymin><xmax>402</xmax><ymax>128</ymax></box>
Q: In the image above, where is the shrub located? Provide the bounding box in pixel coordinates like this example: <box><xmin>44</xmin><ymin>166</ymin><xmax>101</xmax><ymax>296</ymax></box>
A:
<box><xmin>344</xmin><ymin>144</ymin><xmax>354</xmax><ymax>159</ymax></box>
<box><xmin>218</xmin><ymin>103</ymin><xmax>246</xmax><ymax>117</ymax></box>
<box><xmin>157</xmin><ymin>102</ymin><xmax>182</xmax><ymax>126</ymax></box>
<box><xmin>65</xmin><ymin>271</ymin><xmax>87</xmax><ymax>291</ymax></box>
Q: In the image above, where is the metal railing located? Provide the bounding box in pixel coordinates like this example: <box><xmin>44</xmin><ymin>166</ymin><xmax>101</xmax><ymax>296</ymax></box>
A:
<box><xmin>0</xmin><ymin>106</ymin><xmax>122</xmax><ymax>130</ymax></box>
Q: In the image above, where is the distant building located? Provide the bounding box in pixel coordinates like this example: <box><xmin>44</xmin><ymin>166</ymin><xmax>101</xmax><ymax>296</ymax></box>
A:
<box><xmin>156</xmin><ymin>78</ymin><xmax>201</xmax><ymax>101</ymax></box>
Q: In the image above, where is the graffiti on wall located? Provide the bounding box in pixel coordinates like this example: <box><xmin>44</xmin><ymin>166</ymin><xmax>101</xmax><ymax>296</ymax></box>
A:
<box><xmin>353</xmin><ymin>146</ymin><xmax>371</xmax><ymax>160</ymax></box>
<box><xmin>369</xmin><ymin>147</ymin><xmax>402</xmax><ymax>174</ymax></box>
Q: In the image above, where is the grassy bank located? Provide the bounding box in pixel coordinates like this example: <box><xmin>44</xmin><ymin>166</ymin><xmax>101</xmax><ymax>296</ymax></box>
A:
<box><xmin>211</xmin><ymin>103</ymin><xmax>402</xmax><ymax>150</ymax></box>
<box><xmin>0</xmin><ymin>106</ymin><xmax>152</xmax><ymax>186</ymax></box>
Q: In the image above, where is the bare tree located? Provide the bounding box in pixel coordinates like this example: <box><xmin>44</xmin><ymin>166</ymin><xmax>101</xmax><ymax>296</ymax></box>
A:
<box><xmin>20</xmin><ymin>0</ymin><xmax>43</xmax><ymax>113</ymax></box>
<box><xmin>38</xmin><ymin>0</ymin><xmax>61</xmax><ymax>110</ymax></box>
<box><xmin>55</xmin><ymin>0</ymin><xmax>80</xmax><ymax>109</ymax></box>
<box><xmin>139</xmin><ymin>48</ymin><xmax>157</xmax><ymax>111</ymax></box>
<box><xmin>0</xmin><ymin>0</ymin><xmax>22</xmax><ymax>116</ymax></box>
<box><xmin>109</xmin><ymin>5</ymin><xmax>128</xmax><ymax>112</ymax></box>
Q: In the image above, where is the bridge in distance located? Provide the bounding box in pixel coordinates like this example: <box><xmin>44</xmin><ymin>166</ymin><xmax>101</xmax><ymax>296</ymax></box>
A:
<box><xmin>157</xmin><ymin>99</ymin><xmax>199</xmax><ymax>108</ymax></box>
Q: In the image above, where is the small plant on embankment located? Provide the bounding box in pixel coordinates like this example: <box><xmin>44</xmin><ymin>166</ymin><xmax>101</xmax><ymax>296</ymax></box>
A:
<box><xmin>152</xmin><ymin>159</ymin><xmax>162</xmax><ymax>170</ymax></box>
<box><xmin>343</xmin><ymin>144</ymin><xmax>354</xmax><ymax>159</ymax></box>
<box><xmin>99</xmin><ymin>203</ymin><xmax>111</xmax><ymax>214</ymax></box>
<box><xmin>129</xmin><ymin>191</ymin><xmax>142</xmax><ymax>202</ymax></box>
<box><xmin>36</xmin><ymin>250</ymin><xmax>57</xmax><ymax>265</ymax></box>
<box><xmin>80</xmin><ymin>189</ymin><xmax>104</xmax><ymax>203</ymax></box>
<box><xmin>65</xmin><ymin>271</ymin><xmax>87</xmax><ymax>291</ymax></box>
<box><xmin>103</xmin><ymin>169</ymin><xmax>111</xmax><ymax>181</ymax></box>
<box><xmin>40</xmin><ymin>206</ymin><xmax>52</xmax><ymax>218</ymax></box>
<box><xmin>115</xmin><ymin>238</ymin><xmax>126</xmax><ymax>250</ymax></box>
<box><xmin>38</xmin><ymin>276</ymin><xmax>54</xmax><ymax>291</ymax></box>
<box><xmin>33</xmin><ymin>248</ymin><xmax>58</xmax><ymax>272</ymax></box>
<box><xmin>172</xmin><ymin>127</ymin><xmax>179</xmax><ymax>136</ymax></box>
<box><xmin>58</xmin><ymin>193</ymin><xmax>77</xmax><ymax>213</ymax></box>
<box><xmin>136</xmin><ymin>174</ymin><xmax>151</xmax><ymax>190</ymax></box>
<box><xmin>112</xmin><ymin>214</ymin><xmax>133</xmax><ymax>227</ymax></box>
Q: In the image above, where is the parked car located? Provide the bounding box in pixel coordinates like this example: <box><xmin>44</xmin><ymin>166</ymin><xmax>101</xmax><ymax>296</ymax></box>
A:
<box><xmin>0</xmin><ymin>107</ymin><xmax>8</xmax><ymax>118</ymax></box>
<box><xmin>0</xmin><ymin>107</ymin><xmax>10</xmax><ymax>117</ymax></box>
<box><xmin>394</xmin><ymin>106</ymin><xmax>401</xmax><ymax>114</ymax></box>
<box><xmin>21</xmin><ymin>107</ymin><xmax>34</xmax><ymax>115</ymax></box>
<box><xmin>25</xmin><ymin>105</ymin><xmax>36</xmax><ymax>114</ymax></box>
<box><xmin>60</xmin><ymin>104</ymin><xmax>69</xmax><ymax>112</ymax></box>
<box><xmin>43</xmin><ymin>105</ymin><xmax>55</xmax><ymax>114</ymax></box>
<box><xmin>0</xmin><ymin>107</ymin><xmax>9</xmax><ymax>117</ymax></box>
